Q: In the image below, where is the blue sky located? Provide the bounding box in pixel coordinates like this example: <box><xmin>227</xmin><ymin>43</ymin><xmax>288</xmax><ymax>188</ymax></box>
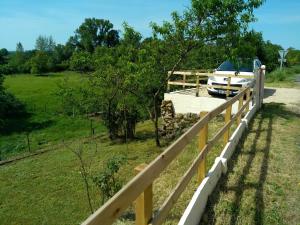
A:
<box><xmin>0</xmin><ymin>0</ymin><xmax>299</xmax><ymax>51</ymax></box>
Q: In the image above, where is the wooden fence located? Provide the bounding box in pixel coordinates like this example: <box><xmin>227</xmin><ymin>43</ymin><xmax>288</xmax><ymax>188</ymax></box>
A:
<box><xmin>82</xmin><ymin>68</ymin><xmax>265</xmax><ymax>225</ymax></box>
<box><xmin>167</xmin><ymin>71</ymin><xmax>255</xmax><ymax>97</ymax></box>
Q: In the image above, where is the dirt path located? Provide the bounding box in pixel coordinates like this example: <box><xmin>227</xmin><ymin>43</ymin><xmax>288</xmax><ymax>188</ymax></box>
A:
<box><xmin>264</xmin><ymin>87</ymin><xmax>300</xmax><ymax>111</ymax></box>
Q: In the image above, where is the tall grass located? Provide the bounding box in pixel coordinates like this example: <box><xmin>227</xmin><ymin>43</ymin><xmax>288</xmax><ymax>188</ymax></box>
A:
<box><xmin>266</xmin><ymin>65</ymin><xmax>300</xmax><ymax>83</ymax></box>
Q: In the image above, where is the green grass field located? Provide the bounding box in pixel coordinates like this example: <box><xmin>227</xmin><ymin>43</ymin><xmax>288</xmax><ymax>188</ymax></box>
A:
<box><xmin>0</xmin><ymin>72</ymin><xmax>227</xmax><ymax>224</ymax></box>
<box><xmin>1</xmin><ymin>72</ymin><xmax>106</xmax><ymax>160</ymax></box>
<box><xmin>1</xmin><ymin>72</ymin><xmax>299</xmax><ymax>225</ymax></box>
<box><xmin>265</xmin><ymin>65</ymin><xmax>300</xmax><ymax>88</ymax></box>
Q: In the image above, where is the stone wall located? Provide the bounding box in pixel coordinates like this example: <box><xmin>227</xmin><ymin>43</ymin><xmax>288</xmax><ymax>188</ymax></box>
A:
<box><xmin>160</xmin><ymin>100</ymin><xmax>200</xmax><ymax>139</ymax></box>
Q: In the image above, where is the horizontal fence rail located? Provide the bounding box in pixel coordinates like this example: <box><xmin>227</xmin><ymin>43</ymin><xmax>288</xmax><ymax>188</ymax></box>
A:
<box><xmin>167</xmin><ymin>70</ymin><xmax>255</xmax><ymax>97</ymax></box>
<box><xmin>82</xmin><ymin>86</ymin><xmax>253</xmax><ymax>225</ymax></box>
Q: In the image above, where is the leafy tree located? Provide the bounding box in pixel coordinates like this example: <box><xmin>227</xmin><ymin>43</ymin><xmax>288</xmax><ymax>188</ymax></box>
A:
<box><xmin>72</xmin><ymin>18</ymin><xmax>119</xmax><ymax>52</ymax></box>
<box><xmin>9</xmin><ymin>42</ymin><xmax>26</xmax><ymax>73</ymax></box>
<box><xmin>286</xmin><ymin>48</ymin><xmax>300</xmax><ymax>66</ymax></box>
<box><xmin>262</xmin><ymin>41</ymin><xmax>282</xmax><ymax>72</ymax></box>
<box><xmin>135</xmin><ymin>0</ymin><xmax>264</xmax><ymax>146</ymax></box>
<box><xmin>30</xmin><ymin>51</ymin><xmax>50</xmax><ymax>74</ymax></box>
<box><xmin>69</xmin><ymin>51</ymin><xmax>94</xmax><ymax>72</ymax></box>
<box><xmin>16</xmin><ymin>42</ymin><xmax>24</xmax><ymax>52</ymax></box>
<box><xmin>35</xmin><ymin>35</ymin><xmax>56</xmax><ymax>52</ymax></box>
<box><xmin>0</xmin><ymin>48</ymin><xmax>9</xmax><ymax>64</ymax></box>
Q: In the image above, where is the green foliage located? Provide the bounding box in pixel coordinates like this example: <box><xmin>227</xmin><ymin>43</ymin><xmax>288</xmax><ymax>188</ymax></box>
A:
<box><xmin>286</xmin><ymin>48</ymin><xmax>300</xmax><ymax>66</ymax></box>
<box><xmin>92</xmin><ymin>155</ymin><xmax>126</xmax><ymax>204</ymax></box>
<box><xmin>8</xmin><ymin>42</ymin><xmax>27</xmax><ymax>73</ymax></box>
<box><xmin>69</xmin><ymin>51</ymin><xmax>94</xmax><ymax>72</ymax></box>
<box><xmin>35</xmin><ymin>35</ymin><xmax>56</xmax><ymax>52</ymax></box>
<box><xmin>72</xmin><ymin>18</ymin><xmax>119</xmax><ymax>53</ymax></box>
<box><xmin>266</xmin><ymin>65</ymin><xmax>300</xmax><ymax>83</ymax></box>
<box><xmin>30</xmin><ymin>51</ymin><xmax>51</xmax><ymax>74</ymax></box>
<box><xmin>0</xmin><ymin>48</ymin><xmax>9</xmax><ymax>64</ymax></box>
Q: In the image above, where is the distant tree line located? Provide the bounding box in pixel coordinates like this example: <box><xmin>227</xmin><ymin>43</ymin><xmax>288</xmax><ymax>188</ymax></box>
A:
<box><xmin>1</xmin><ymin>15</ymin><xmax>299</xmax><ymax>76</ymax></box>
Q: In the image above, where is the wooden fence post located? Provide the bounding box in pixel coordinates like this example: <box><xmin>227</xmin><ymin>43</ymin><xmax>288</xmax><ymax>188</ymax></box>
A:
<box><xmin>134</xmin><ymin>164</ymin><xmax>153</xmax><ymax>225</ymax></box>
<box><xmin>183</xmin><ymin>74</ymin><xmax>186</xmax><ymax>90</ymax></box>
<box><xmin>245</xmin><ymin>89</ymin><xmax>250</xmax><ymax>113</ymax></box>
<box><xmin>196</xmin><ymin>74</ymin><xmax>200</xmax><ymax>97</ymax></box>
<box><xmin>198</xmin><ymin>112</ymin><xmax>208</xmax><ymax>184</ymax></box>
<box><xmin>226</xmin><ymin>77</ymin><xmax>231</xmax><ymax>98</ymax></box>
<box><xmin>223</xmin><ymin>105</ymin><xmax>232</xmax><ymax>144</ymax></box>
<box><xmin>259</xmin><ymin>65</ymin><xmax>266</xmax><ymax>108</ymax></box>
<box><xmin>255</xmin><ymin>68</ymin><xmax>261</xmax><ymax>110</ymax></box>
<box><xmin>237</xmin><ymin>94</ymin><xmax>243</xmax><ymax>125</ymax></box>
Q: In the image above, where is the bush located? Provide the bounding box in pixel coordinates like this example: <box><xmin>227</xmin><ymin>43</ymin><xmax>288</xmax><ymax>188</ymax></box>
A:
<box><xmin>92</xmin><ymin>155</ymin><xmax>126</xmax><ymax>204</ymax></box>
<box><xmin>69</xmin><ymin>51</ymin><xmax>94</xmax><ymax>72</ymax></box>
<box><xmin>266</xmin><ymin>65</ymin><xmax>300</xmax><ymax>83</ymax></box>
<box><xmin>0</xmin><ymin>64</ymin><xmax>15</xmax><ymax>75</ymax></box>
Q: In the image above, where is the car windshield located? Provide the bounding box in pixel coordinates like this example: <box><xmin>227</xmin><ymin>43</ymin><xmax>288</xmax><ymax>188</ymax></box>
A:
<box><xmin>216</xmin><ymin>60</ymin><xmax>253</xmax><ymax>72</ymax></box>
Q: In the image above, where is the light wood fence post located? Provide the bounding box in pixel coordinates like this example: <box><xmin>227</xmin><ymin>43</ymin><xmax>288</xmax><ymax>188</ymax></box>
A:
<box><xmin>134</xmin><ymin>164</ymin><xmax>153</xmax><ymax>225</ymax></box>
<box><xmin>183</xmin><ymin>74</ymin><xmax>186</xmax><ymax>90</ymax></box>
<box><xmin>246</xmin><ymin>89</ymin><xmax>250</xmax><ymax>113</ymax></box>
<box><xmin>198</xmin><ymin>111</ymin><xmax>208</xmax><ymax>184</ymax></box>
<box><xmin>226</xmin><ymin>77</ymin><xmax>231</xmax><ymax>98</ymax></box>
<box><xmin>196</xmin><ymin>74</ymin><xmax>200</xmax><ymax>97</ymax></box>
<box><xmin>223</xmin><ymin>105</ymin><xmax>232</xmax><ymax>144</ymax></box>
<box><xmin>237</xmin><ymin>94</ymin><xmax>243</xmax><ymax>125</ymax></box>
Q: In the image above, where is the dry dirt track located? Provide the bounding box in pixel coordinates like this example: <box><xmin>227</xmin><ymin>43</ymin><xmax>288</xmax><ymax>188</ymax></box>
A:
<box><xmin>264</xmin><ymin>87</ymin><xmax>300</xmax><ymax>111</ymax></box>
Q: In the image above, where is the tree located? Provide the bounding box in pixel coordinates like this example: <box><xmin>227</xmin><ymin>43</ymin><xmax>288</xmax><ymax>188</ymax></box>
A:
<box><xmin>16</xmin><ymin>42</ymin><xmax>24</xmax><ymax>53</ymax></box>
<box><xmin>262</xmin><ymin>41</ymin><xmax>282</xmax><ymax>72</ymax></box>
<box><xmin>35</xmin><ymin>35</ymin><xmax>56</xmax><ymax>52</ymax></box>
<box><xmin>72</xmin><ymin>18</ymin><xmax>119</xmax><ymax>53</ymax></box>
<box><xmin>69</xmin><ymin>51</ymin><xmax>94</xmax><ymax>72</ymax></box>
<box><xmin>30</xmin><ymin>51</ymin><xmax>50</xmax><ymax>74</ymax></box>
<box><xmin>9</xmin><ymin>42</ymin><xmax>26</xmax><ymax>73</ymax></box>
<box><xmin>286</xmin><ymin>48</ymin><xmax>300</xmax><ymax>66</ymax></box>
<box><xmin>0</xmin><ymin>48</ymin><xmax>9</xmax><ymax>65</ymax></box>
<box><xmin>136</xmin><ymin>0</ymin><xmax>264</xmax><ymax>146</ymax></box>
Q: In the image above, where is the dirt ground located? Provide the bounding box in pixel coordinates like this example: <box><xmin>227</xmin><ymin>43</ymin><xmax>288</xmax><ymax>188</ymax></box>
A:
<box><xmin>263</xmin><ymin>87</ymin><xmax>300</xmax><ymax>111</ymax></box>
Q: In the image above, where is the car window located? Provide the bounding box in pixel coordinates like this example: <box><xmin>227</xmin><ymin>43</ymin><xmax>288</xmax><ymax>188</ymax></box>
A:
<box><xmin>216</xmin><ymin>59</ymin><xmax>254</xmax><ymax>72</ymax></box>
<box><xmin>216</xmin><ymin>61</ymin><xmax>236</xmax><ymax>71</ymax></box>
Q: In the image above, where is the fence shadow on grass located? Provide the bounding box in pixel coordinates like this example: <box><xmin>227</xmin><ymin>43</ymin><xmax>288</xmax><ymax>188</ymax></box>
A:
<box><xmin>199</xmin><ymin>103</ymin><xmax>300</xmax><ymax>225</ymax></box>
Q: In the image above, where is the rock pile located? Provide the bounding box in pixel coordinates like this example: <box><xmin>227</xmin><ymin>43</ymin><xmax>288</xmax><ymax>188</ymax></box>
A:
<box><xmin>160</xmin><ymin>100</ymin><xmax>200</xmax><ymax>139</ymax></box>
<box><xmin>160</xmin><ymin>100</ymin><xmax>177</xmax><ymax>139</ymax></box>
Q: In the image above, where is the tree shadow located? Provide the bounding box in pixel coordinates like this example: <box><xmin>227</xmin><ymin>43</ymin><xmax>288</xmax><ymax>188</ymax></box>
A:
<box><xmin>199</xmin><ymin>103</ymin><xmax>299</xmax><ymax>225</ymax></box>
<box><xmin>0</xmin><ymin>113</ymin><xmax>54</xmax><ymax>135</ymax></box>
<box><xmin>263</xmin><ymin>88</ymin><xmax>276</xmax><ymax>98</ymax></box>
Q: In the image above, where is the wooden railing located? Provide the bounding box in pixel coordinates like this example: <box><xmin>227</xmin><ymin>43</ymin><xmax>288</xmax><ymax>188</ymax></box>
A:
<box><xmin>167</xmin><ymin>70</ymin><xmax>255</xmax><ymax>97</ymax></box>
<box><xmin>82</xmin><ymin>86</ymin><xmax>253</xmax><ymax>225</ymax></box>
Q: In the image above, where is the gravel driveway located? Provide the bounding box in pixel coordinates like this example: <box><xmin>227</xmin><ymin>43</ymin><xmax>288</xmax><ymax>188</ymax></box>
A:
<box><xmin>264</xmin><ymin>87</ymin><xmax>300</xmax><ymax>110</ymax></box>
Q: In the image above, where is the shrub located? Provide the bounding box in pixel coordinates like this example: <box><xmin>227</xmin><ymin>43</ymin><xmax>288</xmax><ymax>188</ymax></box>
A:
<box><xmin>92</xmin><ymin>155</ymin><xmax>126</xmax><ymax>204</ymax></box>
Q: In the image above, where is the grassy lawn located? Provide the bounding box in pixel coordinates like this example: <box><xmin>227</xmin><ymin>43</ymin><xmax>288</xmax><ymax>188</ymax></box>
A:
<box><xmin>1</xmin><ymin>72</ymin><xmax>106</xmax><ymax>160</ymax></box>
<box><xmin>2</xmin><ymin>72</ymin><xmax>299</xmax><ymax>225</ymax></box>
<box><xmin>0</xmin><ymin>105</ymin><xmax>230</xmax><ymax>225</ymax></box>
<box><xmin>265</xmin><ymin>65</ymin><xmax>300</xmax><ymax>88</ymax></box>
<box><xmin>200</xmin><ymin>103</ymin><xmax>300</xmax><ymax>225</ymax></box>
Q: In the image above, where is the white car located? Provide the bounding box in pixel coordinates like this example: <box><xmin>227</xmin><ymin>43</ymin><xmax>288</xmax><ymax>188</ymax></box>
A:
<box><xmin>207</xmin><ymin>59</ymin><xmax>262</xmax><ymax>96</ymax></box>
